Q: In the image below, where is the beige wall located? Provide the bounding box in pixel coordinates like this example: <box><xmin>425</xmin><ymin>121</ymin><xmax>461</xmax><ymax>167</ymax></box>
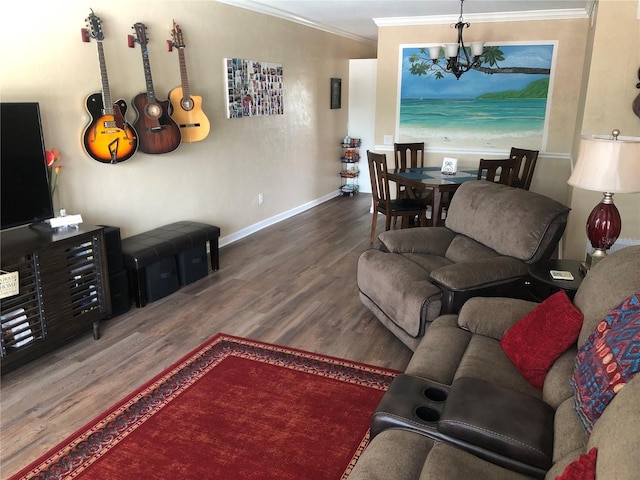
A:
<box><xmin>374</xmin><ymin>17</ymin><xmax>590</xmax><ymax>206</ymax></box>
<box><xmin>2</xmin><ymin>1</ymin><xmax>637</xmax><ymax>256</ymax></box>
<box><xmin>372</xmin><ymin>17</ymin><xmax>593</xmax><ymax>232</ymax></box>
<box><xmin>374</xmin><ymin>18</ymin><xmax>590</xmax><ymax>153</ymax></box>
<box><xmin>564</xmin><ymin>0</ymin><xmax>640</xmax><ymax>259</ymax></box>
<box><xmin>0</xmin><ymin>1</ymin><xmax>375</xmax><ymax>241</ymax></box>
<box><xmin>374</xmin><ymin>4</ymin><xmax>640</xmax><ymax>259</ymax></box>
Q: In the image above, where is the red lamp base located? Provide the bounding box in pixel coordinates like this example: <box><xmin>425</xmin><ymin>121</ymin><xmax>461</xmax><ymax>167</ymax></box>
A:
<box><xmin>586</xmin><ymin>192</ymin><xmax>621</xmax><ymax>266</ymax></box>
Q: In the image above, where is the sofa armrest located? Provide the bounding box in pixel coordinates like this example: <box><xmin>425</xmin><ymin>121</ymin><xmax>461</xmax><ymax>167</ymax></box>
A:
<box><xmin>457</xmin><ymin>297</ymin><xmax>539</xmax><ymax>339</ymax></box>
<box><xmin>379</xmin><ymin>227</ymin><xmax>456</xmax><ymax>256</ymax></box>
<box><xmin>437</xmin><ymin>377</ymin><xmax>554</xmax><ymax>473</ymax></box>
<box><xmin>430</xmin><ymin>257</ymin><xmax>528</xmax><ymax>291</ymax></box>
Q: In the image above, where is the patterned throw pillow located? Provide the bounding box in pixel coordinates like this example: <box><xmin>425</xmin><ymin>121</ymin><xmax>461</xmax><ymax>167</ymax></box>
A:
<box><xmin>501</xmin><ymin>290</ymin><xmax>584</xmax><ymax>389</ymax></box>
<box><xmin>571</xmin><ymin>294</ymin><xmax>640</xmax><ymax>432</ymax></box>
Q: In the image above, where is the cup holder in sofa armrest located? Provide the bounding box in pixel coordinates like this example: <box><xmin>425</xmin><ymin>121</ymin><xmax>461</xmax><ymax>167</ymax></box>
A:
<box><xmin>370</xmin><ymin>374</ymin><xmax>449</xmax><ymax>438</ymax></box>
<box><xmin>415</xmin><ymin>405</ymin><xmax>441</xmax><ymax>422</ymax></box>
<box><xmin>424</xmin><ymin>387</ymin><xmax>448</xmax><ymax>402</ymax></box>
<box><xmin>437</xmin><ymin>377</ymin><xmax>554</xmax><ymax>472</ymax></box>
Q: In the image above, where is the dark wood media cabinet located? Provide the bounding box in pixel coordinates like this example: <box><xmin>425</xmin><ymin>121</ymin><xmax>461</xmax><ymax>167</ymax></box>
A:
<box><xmin>1</xmin><ymin>224</ymin><xmax>111</xmax><ymax>374</ymax></box>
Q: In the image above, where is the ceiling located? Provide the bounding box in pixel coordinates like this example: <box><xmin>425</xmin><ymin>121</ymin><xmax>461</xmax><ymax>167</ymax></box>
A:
<box><xmin>218</xmin><ymin>0</ymin><xmax>593</xmax><ymax>43</ymax></box>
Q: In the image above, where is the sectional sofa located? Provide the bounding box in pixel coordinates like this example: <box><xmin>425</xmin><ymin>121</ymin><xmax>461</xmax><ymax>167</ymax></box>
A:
<box><xmin>350</xmin><ymin>245</ymin><xmax>640</xmax><ymax>479</ymax></box>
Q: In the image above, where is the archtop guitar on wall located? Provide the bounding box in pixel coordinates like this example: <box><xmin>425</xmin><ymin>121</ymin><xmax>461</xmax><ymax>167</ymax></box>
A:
<box><xmin>81</xmin><ymin>10</ymin><xmax>138</xmax><ymax>164</ymax></box>
<box><xmin>167</xmin><ymin>20</ymin><xmax>211</xmax><ymax>143</ymax></box>
<box><xmin>129</xmin><ymin>22</ymin><xmax>181</xmax><ymax>155</ymax></box>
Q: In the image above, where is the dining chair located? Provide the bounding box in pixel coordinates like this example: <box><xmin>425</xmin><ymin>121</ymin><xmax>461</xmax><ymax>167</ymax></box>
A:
<box><xmin>367</xmin><ymin>150</ymin><xmax>429</xmax><ymax>243</ymax></box>
<box><xmin>393</xmin><ymin>143</ymin><xmax>434</xmax><ymax>221</ymax></box>
<box><xmin>477</xmin><ymin>158</ymin><xmax>517</xmax><ymax>185</ymax></box>
<box><xmin>393</xmin><ymin>142</ymin><xmax>426</xmax><ymax>199</ymax></box>
<box><xmin>509</xmin><ymin>148</ymin><xmax>539</xmax><ymax>190</ymax></box>
<box><xmin>394</xmin><ymin>142</ymin><xmax>425</xmax><ymax>169</ymax></box>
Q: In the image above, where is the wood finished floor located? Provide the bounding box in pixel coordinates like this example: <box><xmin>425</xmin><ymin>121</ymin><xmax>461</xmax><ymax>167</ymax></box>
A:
<box><xmin>0</xmin><ymin>193</ymin><xmax>412</xmax><ymax>479</ymax></box>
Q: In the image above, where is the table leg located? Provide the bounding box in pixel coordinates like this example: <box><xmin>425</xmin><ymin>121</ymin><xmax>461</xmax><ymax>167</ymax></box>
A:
<box><xmin>431</xmin><ymin>189</ymin><xmax>443</xmax><ymax>227</ymax></box>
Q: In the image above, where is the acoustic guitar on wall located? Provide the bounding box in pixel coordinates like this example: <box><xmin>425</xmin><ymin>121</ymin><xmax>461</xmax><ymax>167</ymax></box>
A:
<box><xmin>167</xmin><ymin>20</ymin><xmax>210</xmax><ymax>143</ymax></box>
<box><xmin>81</xmin><ymin>10</ymin><xmax>138</xmax><ymax>164</ymax></box>
<box><xmin>129</xmin><ymin>22</ymin><xmax>181</xmax><ymax>155</ymax></box>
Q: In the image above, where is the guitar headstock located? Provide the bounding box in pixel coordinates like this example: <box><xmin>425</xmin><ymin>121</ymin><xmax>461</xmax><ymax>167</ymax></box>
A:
<box><xmin>129</xmin><ymin>22</ymin><xmax>148</xmax><ymax>49</ymax></box>
<box><xmin>82</xmin><ymin>9</ymin><xmax>104</xmax><ymax>43</ymax></box>
<box><xmin>169</xmin><ymin>20</ymin><xmax>185</xmax><ymax>50</ymax></box>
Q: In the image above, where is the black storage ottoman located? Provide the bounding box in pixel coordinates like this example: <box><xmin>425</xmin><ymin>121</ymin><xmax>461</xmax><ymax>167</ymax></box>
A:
<box><xmin>145</xmin><ymin>256</ymin><xmax>180</xmax><ymax>303</ymax></box>
<box><xmin>122</xmin><ymin>221</ymin><xmax>220</xmax><ymax>308</ymax></box>
<box><xmin>177</xmin><ymin>244</ymin><xmax>208</xmax><ymax>285</ymax></box>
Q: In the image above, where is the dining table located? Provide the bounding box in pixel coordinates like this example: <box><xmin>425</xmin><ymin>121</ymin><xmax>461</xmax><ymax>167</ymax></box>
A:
<box><xmin>386</xmin><ymin>166</ymin><xmax>479</xmax><ymax>227</ymax></box>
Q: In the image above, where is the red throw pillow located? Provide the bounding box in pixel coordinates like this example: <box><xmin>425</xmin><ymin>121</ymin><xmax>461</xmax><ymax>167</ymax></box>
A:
<box><xmin>501</xmin><ymin>291</ymin><xmax>584</xmax><ymax>389</ymax></box>
<box><xmin>555</xmin><ymin>448</ymin><xmax>597</xmax><ymax>480</ymax></box>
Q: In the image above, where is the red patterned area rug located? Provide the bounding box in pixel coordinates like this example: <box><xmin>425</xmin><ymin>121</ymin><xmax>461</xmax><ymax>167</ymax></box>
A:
<box><xmin>11</xmin><ymin>334</ymin><xmax>397</xmax><ymax>480</ymax></box>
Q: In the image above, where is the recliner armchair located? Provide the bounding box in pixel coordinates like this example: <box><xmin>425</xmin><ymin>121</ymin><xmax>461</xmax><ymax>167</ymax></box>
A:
<box><xmin>357</xmin><ymin>180</ymin><xmax>570</xmax><ymax>350</ymax></box>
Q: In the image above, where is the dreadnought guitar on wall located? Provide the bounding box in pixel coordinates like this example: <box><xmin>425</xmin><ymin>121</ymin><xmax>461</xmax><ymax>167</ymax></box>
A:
<box><xmin>81</xmin><ymin>10</ymin><xmax>138</xmax><ymax>164</ymax></box>
<box><xmin>129</xmin><ymin>22</ymin><xmax>181</xmax><ymax>154</ymax></box>
<box><xmin>167</xmin><ymin>20</ymin><xmax>211</xmax><ymax>143</ymax></box>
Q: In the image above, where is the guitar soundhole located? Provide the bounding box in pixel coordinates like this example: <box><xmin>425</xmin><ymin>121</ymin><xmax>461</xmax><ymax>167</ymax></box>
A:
<box><xmin>145</xmin><ymin>103</ymin><xmax>162</xmax><ymax>119</ymax></box>
<box><xmin>181</xmin><ymin>98</ymin><xmax>194</xmax><ymax>111</ymax></box>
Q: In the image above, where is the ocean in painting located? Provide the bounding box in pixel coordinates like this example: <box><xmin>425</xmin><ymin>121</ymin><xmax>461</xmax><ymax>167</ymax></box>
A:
<box><xmin>399</xmin><ymin>98</ymin><xmax>547</xmax><ymax>151</ymax></box>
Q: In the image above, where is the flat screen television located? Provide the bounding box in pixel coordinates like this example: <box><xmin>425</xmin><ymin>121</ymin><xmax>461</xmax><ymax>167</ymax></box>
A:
<box><xmin>1</xmin><ymin>102</ymin><xmax>55</xmax><ymax>230</ymax></box>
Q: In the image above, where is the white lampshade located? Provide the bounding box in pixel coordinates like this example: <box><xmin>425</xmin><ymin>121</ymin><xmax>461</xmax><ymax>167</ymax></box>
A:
<box><xmin>429</xmin><ymin>46</ymin><xmax>442</xmax><ymax>60</ymax></box>
<box><xmin>444</xmin><ymin>43</ymin><xmax>459</xmax><ymax>58</ymax></box>
<box><xmin>568</xmin><ymin>136</ymin><xmax>640</xmax><ymax>193</ymax></box>
<box><xmin>470</xmin><ymin>41</ymin><xmax>485</xmax><ymax>56</ymax></box>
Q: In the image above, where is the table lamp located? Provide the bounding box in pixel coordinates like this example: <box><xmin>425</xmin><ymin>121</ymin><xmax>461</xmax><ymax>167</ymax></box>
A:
<box><xmin>567</xmin><ymin>130</ymin><xmax>640</xmax><ymax>267</ymax></box>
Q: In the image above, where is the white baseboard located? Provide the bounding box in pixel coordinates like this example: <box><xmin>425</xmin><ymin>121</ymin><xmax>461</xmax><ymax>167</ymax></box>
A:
<box><xmin>219</xmin><ymin>190</ymin><xmax>341</xmax><ymax>248</ymax></box>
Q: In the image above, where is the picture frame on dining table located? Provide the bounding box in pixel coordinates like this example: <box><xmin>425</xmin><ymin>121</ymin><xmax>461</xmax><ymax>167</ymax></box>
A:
<box><xmin>441</xmin><ymin>157</ymin><xmax>458</xmax><ymax>175</ymax></box>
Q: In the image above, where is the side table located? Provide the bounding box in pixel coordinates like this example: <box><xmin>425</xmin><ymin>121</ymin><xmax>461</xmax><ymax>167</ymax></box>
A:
<box><xmin>527</xmin><ymin>259</ymin><xmax>586</xmax><ymax>302</ymax></box>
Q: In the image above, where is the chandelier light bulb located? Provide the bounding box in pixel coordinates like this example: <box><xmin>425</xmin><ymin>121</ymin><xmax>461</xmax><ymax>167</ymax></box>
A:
<box><xmin>428</xmin><ymin>46</ymin><xmax>442</xmax><ymax>60</ymax></box>
<box><xmin>471</xmin><ymin>41</ymin><xmax>485</xmax><ymax>57</ymax></box>
<box><xmin>445</xmin><ymin>43</ymin><xmax>460</xmax><ymax>58</ymax></box>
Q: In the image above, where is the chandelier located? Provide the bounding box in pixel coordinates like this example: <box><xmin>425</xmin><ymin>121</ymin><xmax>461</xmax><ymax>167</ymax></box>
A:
<box><xmin>428</xmin><ymin>0</ymin><xmax>485</xmax><ymax>79</ymax></box>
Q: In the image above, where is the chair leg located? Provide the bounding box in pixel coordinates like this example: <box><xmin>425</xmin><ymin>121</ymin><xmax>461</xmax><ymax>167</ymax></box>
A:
<box><xmin>419</xmin><ymin>211</ymin><xmax>428</xmax><ymax>227</ymax></box>
<box><xmin>393</xmin><ymin>187</ymin><xmax>401</xmax><ymax>228</ymax></box>
<box><xmin>370</xmin><ymin>208</ymin><xmax>378</xmax><ymax>243</ymax></box>
<box><xmin>385</xmin><ymin>214</ymin><xmax>393</xmax><ymax>232</ymax></box>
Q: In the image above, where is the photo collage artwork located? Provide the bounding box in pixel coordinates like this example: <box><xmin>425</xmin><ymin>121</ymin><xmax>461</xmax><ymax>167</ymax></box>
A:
<box><xmin>225</xmin><ymin>58</ymin><xmax>284</xmax><ymax>118</ymax></box>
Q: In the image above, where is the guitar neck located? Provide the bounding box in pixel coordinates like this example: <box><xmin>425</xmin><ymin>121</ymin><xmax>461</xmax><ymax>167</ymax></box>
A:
<box><xmin>96</xmin><ymin>41</ymin><xmax>114</xmax><ymax>115</ymax></box>
<box><xmin>139</xmin><ymin>44</ymin><xmax>157</xmax><ymax>104</ymax></box>
<box><xmin>177</xmin><ymin>48</ymin><xmax>191</xmax><ymax>99</ymax></box>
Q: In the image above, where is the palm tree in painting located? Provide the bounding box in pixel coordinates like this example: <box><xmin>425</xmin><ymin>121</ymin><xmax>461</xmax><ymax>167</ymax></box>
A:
<box><xmin>479</xmin><ymin>46</ymin><xmax>504</xmax><ymax>68</ymax></box>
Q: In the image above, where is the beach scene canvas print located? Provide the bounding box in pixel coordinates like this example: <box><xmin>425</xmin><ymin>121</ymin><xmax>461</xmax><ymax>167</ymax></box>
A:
<box><xmin>398</xmin><ymin>44</ymin><xmax>554</xmax><ymax>151</ymax></box>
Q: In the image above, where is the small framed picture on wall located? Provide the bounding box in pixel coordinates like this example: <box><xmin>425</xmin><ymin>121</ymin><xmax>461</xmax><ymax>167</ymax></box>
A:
<box><xmin>330</xmin><ymin>78</ymin><xmax>342</xmax><ymax>109</ymax></box>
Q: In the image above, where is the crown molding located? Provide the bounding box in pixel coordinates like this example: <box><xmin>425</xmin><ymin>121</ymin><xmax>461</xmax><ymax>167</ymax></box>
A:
<box><xmin>216</xmin><ymin>1</ymin><xmax>591</xmax><ymax>44</ymax></box>
<box><xmin>216</xmin><ymin>0</ymin><xmax>376</xmax><ymax>45</ymax></box>
<box><xmin>374</xmin><ymin>8</ymin><xmax>590</xmax><ymax>28</ymax></box>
